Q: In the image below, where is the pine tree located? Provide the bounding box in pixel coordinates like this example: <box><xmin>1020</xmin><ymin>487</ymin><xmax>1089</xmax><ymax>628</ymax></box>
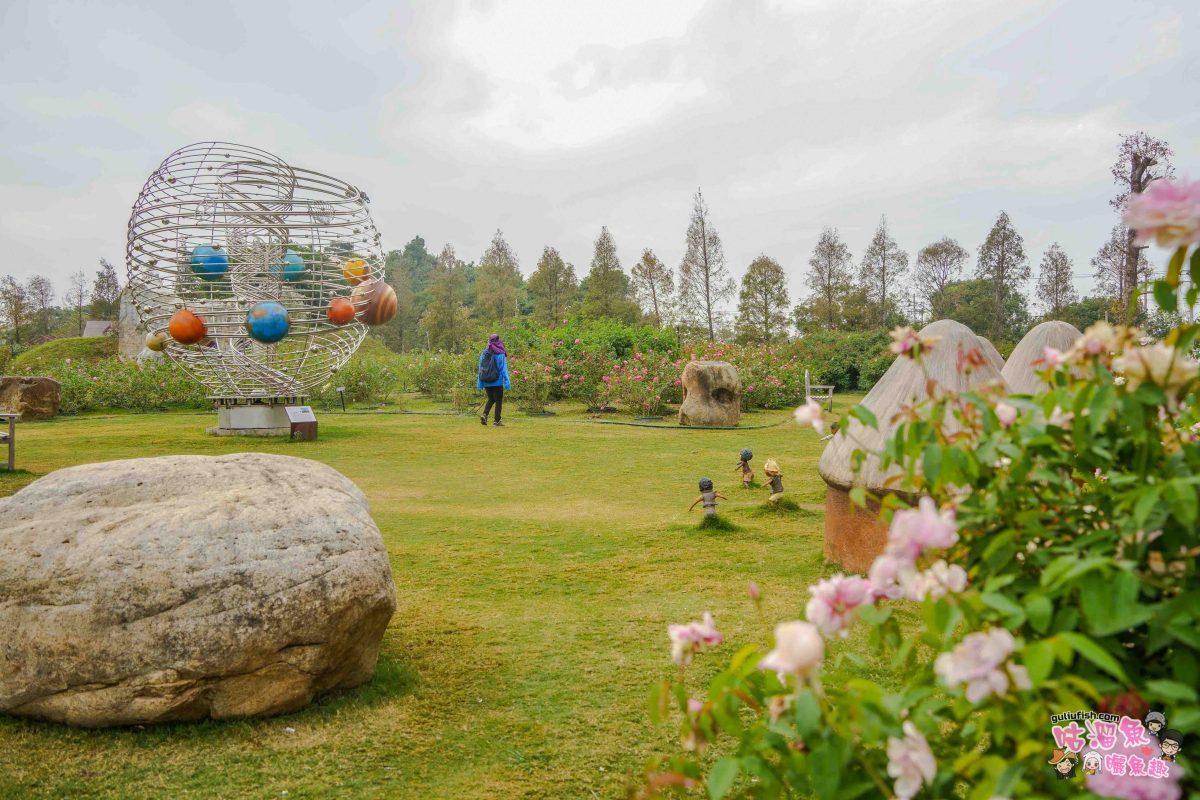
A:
<box><xmin>914</xmin><ymin>237</ymin><xmax>968</xmax><ymax>320</ymax></box>
<box><xmin>90</xmin><ymin>258</ymin><xmax>121</xmax><ymax>319</ymax></box>
<box><xmin>736</xmin><ymin>255</ymin><xmax>791</xmax><ymax>344</ymax></box>
<box><xmin>1109</xmin><ymin>133</ymin><xmax>1173</xmax><ymax>310</ymax></box>
<box><xmin>420</xmin><ymin>244</ymin><xmax>471</xmax><ymax>352</ymax></box>
<box><xmin>527</xmin><ymin>246</ymin><xmax>578</xmax><ymax>326</ymax></box>
<box><xmin>581</xmin><ymin>226</ymin><xmax>638</xmax><ymax>322</ymax></box>
<box><xmin>678</xmin><ymin>189</ymin><xmax>734</xmax><ymax>340</ymax></box>
<box><xmin>474</xmin><ymin>229</ymin><xmax>522</xmax><ymax>324</ymax></box>
<box><xmin>805</xmin><ymin>227</ymin><xmax>854</xmax><ymax>330</ymax></box>
<box><xmin>1035</xmin><ymin>243</ymin><xmax>1078</xmax><ymax>316</ymax></box>
<box><xmin>630</xmin><ymin>248</ymin><xmax>674</xmax><ymax>326</ymax></box>
<box><xmin>858</xmin><ymin>216</ymin><xmax>908</xmax><ymax>326</ymax></box>
<box><xmin>974</xmin><ymin>212</ymin><xmax>1029</xmax><ymax>340</ymax></box>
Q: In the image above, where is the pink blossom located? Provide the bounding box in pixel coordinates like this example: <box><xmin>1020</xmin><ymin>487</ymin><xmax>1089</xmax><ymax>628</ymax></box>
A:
<box><xmin>805</xmin><ymin>574</ymin><xmax>873</xmax><ymax>638</ymax></box>
<box><xmin>1042</xmin><ymin>346</ymin><xmax>1067</xmax><ymax>369</ymax></box>
<box><xmin>934</xmin><ymin>628</ymin><xmax>1030</xmax><ymax>703</ymax></box>
<box><xmin>886</xmin><ymin>721</ymin><xmax>936</xmax><ymax>800</ymax></box>
<box><xmin>574</xmin><ymin>338</ymin><xmax>581</xmax><ymax>344</ymax></box>
<box><xmin>667</xmin><ymin>612</ymin><xmax>723</xmax><ymax>666</ymax></box>
<box><xmin>995</xmin><ymin>402</ymin><xmax>1017</xmax><ymax>428</ymax></box>
<box><xmin>562</xmin><ymin>373</ymin><xmax>571</xmax><ymax>380</ymax></box>
<box><xmin>886</xmin><ymin>497</ymin><xmax>958</xmax><ymax>561</ymax></box>
<box><xmin>1047</xmin><ymin>405</ymin><xmax>1074</xmax><ymax>428</ymax></box>
<box><xmin>868</xmin><ymin>552</ymin><xmax>911</xmax><ymax>600</ymax></box>
<box><xmin>793</xmin><ymin>399</ymin><xmax>825</xmax><ymax>434</ymax></box>
<box><xmin>902</xmin><ymin>560</ymin><xmax>968</xmax><ymax>601</ymax></box>
<box><xmin>758</xmin><ymin>621</ymin><xmax>824</xmax><ymax>681</ymax></box>
<box><xmin>1123</xmin><ymin>178</ymin><xmax>1200</xmax><ymax>250</ymax></box>
<box><xmin>748</xmin><ymin>581</ymin><xmax>760</xmax><ymax>601</ymax></box>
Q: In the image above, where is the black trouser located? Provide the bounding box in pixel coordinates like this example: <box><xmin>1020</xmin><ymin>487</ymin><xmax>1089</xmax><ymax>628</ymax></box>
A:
<box><xmin>482</xmin><ymin>386</ymin><xmax>504</xmax><ymax>422</ymax></box>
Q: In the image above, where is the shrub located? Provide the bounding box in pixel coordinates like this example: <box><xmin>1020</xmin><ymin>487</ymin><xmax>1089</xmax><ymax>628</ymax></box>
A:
<box><xmin>633</xmin><ymin>207</ymin><xmax>1200</xmax><ymax>799</ymax></box>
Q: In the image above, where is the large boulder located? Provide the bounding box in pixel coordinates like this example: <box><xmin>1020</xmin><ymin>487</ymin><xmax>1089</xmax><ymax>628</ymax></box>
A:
<box><xmin>0</xmin><ymin>453</ymin><xmax>397</xmax><ymax>727</ymax></box>
<box><xmin>678</xmin><ymin>360</ymin><xmax>740</xmax><ymax>427</ymax></box>
<box><xmin>0</xmin><ymin>375</ymin><xmax>60</xmax><ymax>419</ymax></box>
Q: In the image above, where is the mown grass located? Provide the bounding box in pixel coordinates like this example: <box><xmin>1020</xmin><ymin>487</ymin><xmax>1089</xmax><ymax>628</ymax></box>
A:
<box><xmin>0</xmin><ymin>395</ymin><xmax>879</xmax><ymax>799</ymax></box>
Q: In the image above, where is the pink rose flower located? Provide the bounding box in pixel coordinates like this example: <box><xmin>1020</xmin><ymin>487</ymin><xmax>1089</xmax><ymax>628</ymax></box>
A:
<box><xmin>805</xmin><ymin>574</ymin><xmax>873</xmax><ymax>638</ymax></box>
<box><xmin>886</xmin><ymin>721</ymin><xmax>936</xmax><ymax>800</ymax></box>
<box><xmin>758</xmin><ymin>621</ymin><xmax>824</xmax><ymax>681</ymax></box>
<box><xmin>886</xmin><ymin>497</ymin><xmax>958</xmax><ymax>560</ymax></box>
<box><xmin>901</xmin><ymin>560</ymin><xmax>968</xmax><ymax>601</ymax></box>
<box><xmin>1042</xmin><ymin>346</ymin><xmax>1067</xmax><ymax>369</ymax></box>
<box><xmin>1123</xmin><ymin>178</ymin><xmax>1200</xmax><ymax>250</ymax></box>
<box><xmin>934</xmin><ymin>628</ymin><xmax>1030</xmax><ymax>703</ymax></box>
<box><xmin>1047</xmin><ymin>405</ymin><xmax>1074</xmax><ymax>428</ymax></box>
<box><xmin>667</xmin><ymin>612</ymin><xmax>723</xmax><ymax>666</ymax></box>
<box><xmin>995</xmin><ymin>402</ymin><xmax>1017</xmax><ymax>428</ymax></box>
<box><xmin>793</xmin><ymin>399</ymin><xmax>825</xmax><ymax>434</ymax></box>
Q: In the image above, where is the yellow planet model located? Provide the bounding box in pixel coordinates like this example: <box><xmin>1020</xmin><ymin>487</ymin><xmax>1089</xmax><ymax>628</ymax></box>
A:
<box><xmin>145</xmin><ymin>331</ymin><xmax>168</xmax><ymax>352</ymax></box>
<box><xmin>342</xmin><ymin>258</ymin><xmax>369</xmax><ymax>285</ymax></box>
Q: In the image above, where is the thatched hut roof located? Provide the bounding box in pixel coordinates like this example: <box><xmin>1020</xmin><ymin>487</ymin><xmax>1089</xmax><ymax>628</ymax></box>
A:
<box><xmin>1001</xmin><ymin>320</ymin><xmax>1082</xmax><ymax>395</ymax></box>
<box><xmin>976</xmin><ymin>335</ymin><xmax>1005</xmax><ymax>372</ymax></box>
<box><xmin>818</xmin><ymin>319</ymin><xmax>1008</xmax><ymax>492</ymax></box>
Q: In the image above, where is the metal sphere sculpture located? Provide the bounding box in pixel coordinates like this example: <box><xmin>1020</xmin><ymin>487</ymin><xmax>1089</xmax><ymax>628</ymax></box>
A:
<box><xmin>125</xmin><ymin>141</ymin><xmax>394</xmax><ymax>400</ymax></box>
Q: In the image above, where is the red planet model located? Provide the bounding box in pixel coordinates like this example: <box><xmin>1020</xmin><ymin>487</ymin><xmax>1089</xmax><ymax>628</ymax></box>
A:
<box><xmin>327</xmin><ymin>296</ymin><xmax>356</xmax><ymax>326</ymax></box>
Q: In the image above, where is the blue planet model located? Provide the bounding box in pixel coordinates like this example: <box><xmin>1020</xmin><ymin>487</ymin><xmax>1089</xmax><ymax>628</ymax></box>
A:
<box><xmin>245</xmin><ymin>301</ymin><xmax>290</xmax><ymax>344</ymax></box>
<box><xmin>190</xmin><ymin>244</ymin><xmax>229</xmax><ymax>281</ymax></box>
<box><xmin>270</xmin><ymin>249</ymin><xmax>306</xmax><ymax>282</ymax></box>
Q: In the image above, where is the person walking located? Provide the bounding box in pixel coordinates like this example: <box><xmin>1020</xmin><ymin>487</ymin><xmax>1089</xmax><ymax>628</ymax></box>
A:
<box><xmin>477</xmin><ymin>333</ymin><xmax>511</xmax><ymax>427</ymax></box>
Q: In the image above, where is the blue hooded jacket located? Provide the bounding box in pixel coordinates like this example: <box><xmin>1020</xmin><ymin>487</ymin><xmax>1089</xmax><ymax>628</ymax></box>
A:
<box><xmin>477</xmin><ymin>350</ymin><xmax>511</xmax><ymax>390</ymax></box>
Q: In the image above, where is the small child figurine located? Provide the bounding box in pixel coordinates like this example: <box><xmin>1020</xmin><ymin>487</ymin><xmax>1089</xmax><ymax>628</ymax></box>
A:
<box><xmin>689</xmin><ymin>478</ymin><xmax>728</xmax><ymax>518</ymax></box>
<box><xmin>763</xmin><ymin>458</ymin><xmax>784</xmax><ymax>505</ymax></box>
<box><xmin>735</xmin><ymin>448</ymin><xmax>753</xmax><ymax>488</ymax></box>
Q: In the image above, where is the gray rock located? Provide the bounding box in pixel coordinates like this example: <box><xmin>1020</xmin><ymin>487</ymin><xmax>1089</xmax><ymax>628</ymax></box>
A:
<box><xmin>678</xmin><ymin>360</ymin><xmax>740</xmax><ymax>427</ymax></box>
<box><xmin>0</xmin><ymin>453</ymin><xmax>396</xmax><ymax>727</ymax></box>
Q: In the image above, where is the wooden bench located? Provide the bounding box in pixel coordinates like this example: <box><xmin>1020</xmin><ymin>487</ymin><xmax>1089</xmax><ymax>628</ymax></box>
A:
<box><xmin>0</xmin><ymin>413</ymin><xmax>14</xmax><ymax>471</ymax></box>
<box><xmin>805</xmin><ymin>369</ymin><xmax>834</xmax><ymax>412</ymax></box>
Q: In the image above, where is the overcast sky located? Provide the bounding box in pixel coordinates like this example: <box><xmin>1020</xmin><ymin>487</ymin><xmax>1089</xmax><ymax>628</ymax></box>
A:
<box><xmin>2</xmin><ymin>0</ymin><xmax>1197</xmax><ymax>308</ymax></box>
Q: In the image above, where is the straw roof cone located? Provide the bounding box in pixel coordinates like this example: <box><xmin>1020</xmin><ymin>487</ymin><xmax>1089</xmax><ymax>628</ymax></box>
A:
<box><xmin>818</xmin><ymin>319</ymin><xmax>1008</xmax><ymax>493</ymax></box>
<box><xmin>975</xmin><ymin>335</ymin><xmax>1005</xmax><ymax>372</ymax></box>
<box><xmin>1001</xmin><ymin>320</ymin><xmax>1082</xmax><ymax>395</ymax></box>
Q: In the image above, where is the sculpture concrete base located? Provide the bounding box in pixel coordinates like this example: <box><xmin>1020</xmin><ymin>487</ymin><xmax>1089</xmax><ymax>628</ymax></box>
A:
<box><xmin>208</xmin><ymin>398</ymin><xmax>301</xmax><ymax>437</ymax></box>
<box><xmin>823</xmin><ymin>484</ymin><xmax>889</xmax><ymax>574</ymax></box>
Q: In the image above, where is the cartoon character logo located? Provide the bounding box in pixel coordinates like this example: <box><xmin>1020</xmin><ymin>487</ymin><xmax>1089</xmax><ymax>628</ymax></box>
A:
<box><xmin>1159</xmin><ymin>730</ymin><xmax>1183</xmax><ymax>762</ymax></box>
<box><xmin>1082</xmin><ymin>751</ymin><xmax>1102</xmax><ymax>775</ymax></box>
<box><xmin>1145</xmin><ymin>711</ymin><xmax>1167</xmax><ymax>737</ymax></box>
<box><xmin>1049</xmin><ymin>749</ymin><xmax>1079</xmax><ymax>779</ymax></box>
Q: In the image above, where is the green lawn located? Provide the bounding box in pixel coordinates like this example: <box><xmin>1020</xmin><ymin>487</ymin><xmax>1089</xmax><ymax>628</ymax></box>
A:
<box><xmin>0</xmin><ymin>396</ymin><xmax>865</xmax><ymax>799</ymax></box>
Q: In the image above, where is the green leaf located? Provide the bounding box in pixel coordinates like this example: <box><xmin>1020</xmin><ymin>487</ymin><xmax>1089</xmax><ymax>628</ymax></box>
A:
<box><xmin>1060</xmin><ymin>632</ymin><xmax>1130</xmax><ymax>683</ymax></box>
<box><xmin>857</xmin><ymin>603</ymin><xmax>892</xmax><ymax>625</ymax></box>
<box><xmin>1153</xmin><ymin>279</ymin><xmax>1178</xmax><ymax>313</ymax></box>
<box><xmin>793</xmin><ymin>688</ymin><xmax>821</xmax><ymax>737</ymax></box>
<box><xmin>922</xmin><ymin>443</ymin><xmax>943</xmax><ymax>489</ymax></box>
<box><xmin>1079</xmin><ymin>570</ymin><xmax>1153</xmax><ymax>637</ymax></box>
<box><xmin>1025</xmin><ymin>595</ymin><xmax>1053</xmax><ymax>634</ymax></box>
<box><xmin>708</xmin><ymin>757</ymin><xmax>739</xmax><ymax>800</ymax></box>
<box><xmin>1024</xmin><ymin>639</ymin><xmax>1056</xmax><ymax>685</ymax></box>
<box><xmin>981</xmin><ymin>592</ymin><xmax>1027</xmax><ymax>626</ymax></box>
<box><xmin>1144</xmin><ymin>679</ymin><xmax>1199</xmax><ymax>704</ymax></box>
<box><xmin>808</xmin><ymin>742</ymin><xmax>842</xmax><ymax>800</ymax></box>
<box><xmin>1134</xmin><ymin>485</ymin><xmax>1163</xmax><ymax>527</ymax></box>
<box><xmin>1190</xmin><ymin>246</ymin><xmax>1200</xmax><ymax>287</ymax></box>
<box><xmin>1166</xmin><ymin>246</ymin><xmax>1186</xmax><ymax>286</ymax></box>
<box><xmin>1165</xmin><ymin>478</ymin><xmax>1198</xmax><ymax>526</ymax></box>
<box><xmin>850</xmin><ymin>404</ymin><xmax>878</xmax><ymax>429</ymax></box>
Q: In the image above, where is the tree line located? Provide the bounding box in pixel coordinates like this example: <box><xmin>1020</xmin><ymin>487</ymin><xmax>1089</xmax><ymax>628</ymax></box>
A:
<box><xmin>0</xmin><ymin>133</ymin><xmax>1177</xmax><ymax>353</ymax></box>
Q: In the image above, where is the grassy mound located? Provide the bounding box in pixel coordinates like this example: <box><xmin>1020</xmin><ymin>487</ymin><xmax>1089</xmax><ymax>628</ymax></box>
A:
<box><xmin>8</xmin><ymin>336</ymin><xmax>118</xmax><ymax>374</ymax></box>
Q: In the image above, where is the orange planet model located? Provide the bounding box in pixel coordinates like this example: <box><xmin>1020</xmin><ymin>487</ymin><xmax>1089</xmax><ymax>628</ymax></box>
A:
<box><xmin>168</xmin><ymin>308</ymin><xmax>207</xmax><ymax>344</ymax></box>
<box><xmin>352</xmin><ymin>279</ymin><xmax>398</xmax><ymax>326</ymax></box>
<box><xmin>327</xmin><ymin>296</ymin><xmax>356</xmax><ymax>326</ymax></box>
<box><xmin>341</xmin><ymin>258</ymin><xmax>369</xmax><ymax>285</ymax></box>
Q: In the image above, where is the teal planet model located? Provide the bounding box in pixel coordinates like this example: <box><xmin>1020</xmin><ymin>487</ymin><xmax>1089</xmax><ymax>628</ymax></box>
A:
<box><xmin>245</xmin><ymin>301</ymin><xmax>290</xmax><ymax>344</ymax></box>
<box><xmin>189</xmin><ymin>244</ymin><xmax>229</xmax><ymax>281</ymax></box>
<box><xmin>271</xmin><ymin>249</ymin><xmax>306</xmax><ymax>282</ymax></box>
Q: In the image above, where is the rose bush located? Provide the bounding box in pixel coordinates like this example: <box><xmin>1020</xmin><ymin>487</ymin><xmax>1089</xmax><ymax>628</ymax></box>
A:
<box><xmin>634</xmin><ymin>184</ymin><xmax>1200</xmax><ymax>800</ymax></box>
